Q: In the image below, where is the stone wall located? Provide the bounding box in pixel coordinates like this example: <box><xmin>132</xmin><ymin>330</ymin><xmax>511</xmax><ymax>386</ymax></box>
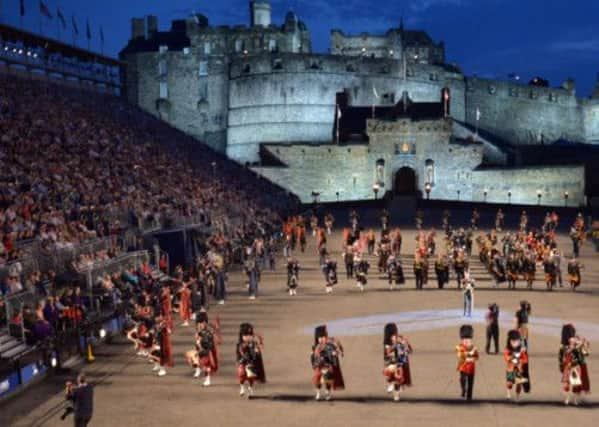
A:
<box><xmin>583</xmin><ymin>99</ymin><xmax>599</xmax><ymax>143</ymax></box>
<box><xmin>470</xmin><ymin>165</ymin><xmax>585</xmax><ymax>207</ymax></box>
<box><xmin>227</xmin><ymin>53</ymin><xmax>465</xmax><ymax>162</ymax></box>
<box><xmin>464</xmin><ymin>77</ymin><xmax>584</xmax><ymax>145</ymax></box>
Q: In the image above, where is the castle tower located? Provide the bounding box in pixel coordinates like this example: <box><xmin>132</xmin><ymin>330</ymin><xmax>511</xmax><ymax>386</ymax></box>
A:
<box><xmin>250</xmin><ymin>0</ymin><xmax>271</xmax><ymax>27</ymax></box>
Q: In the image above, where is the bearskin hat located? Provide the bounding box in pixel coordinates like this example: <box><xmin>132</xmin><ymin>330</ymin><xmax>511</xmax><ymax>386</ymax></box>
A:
<box><xmin>508</xmin><ymin>329</ymin><xmax>521</xmax><ymax>341</ymax></box>
<box><xmin>196</xmin><ymin>310</ymin><xmax>208</xmax><ymax>324</ymax></box>
<box><xmin>239</xmin><ymin>322</ymin><xmax>254</xmax><ymax>342</ymax></box>
<box><xmin>384</xmin><ymin>323</ymin><xmax>398</xmax><ymax>346</ymax></box>
<box><xmin>460</xmin><ymin>324</ymin><xmax>474</xmax><ymax>339</ymax></box>
<box><xmin>561</xmin><ymin>324</ymin><xmax>576</xmax><ymax>346</ymax></box>
<box><xmin>314</xmin><ymin>325</ymin><xmax>328</xmax><ymax>345</ymax></box>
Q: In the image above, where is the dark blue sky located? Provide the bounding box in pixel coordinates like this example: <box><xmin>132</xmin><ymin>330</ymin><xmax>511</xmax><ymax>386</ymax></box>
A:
<box><xmin>2</xmin><ymin>0</ymin><xmax>598</xmax><ymax>96</ymax></box>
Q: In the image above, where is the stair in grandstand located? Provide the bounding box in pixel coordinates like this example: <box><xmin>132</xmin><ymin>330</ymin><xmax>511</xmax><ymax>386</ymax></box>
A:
<box><xmin>0</xmin><ymin>330</ymin><xmax>29</xmax><ymax>361</ymax></box>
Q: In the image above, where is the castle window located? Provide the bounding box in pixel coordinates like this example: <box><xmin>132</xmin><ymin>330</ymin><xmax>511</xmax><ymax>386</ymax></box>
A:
<box><xmin>382</xmin><ymin>92</ymin><xmax>395</xmax><ymax>104</ymax></box>
<box><xmin>273</xmin><ymin>58</ymin><xmax>283</xmax><ymax>70</ymax></box>
<box><xmin>204</xmin><ymin>41</ymin><xmax>211</xmax><ymax>55</ymax></box>
<box><xmin>158</xmin><ymin>60</ymin><xmax>167</xmax><ymax>76</ymax></box>
<box><xmin>509</xmin><ymin>87</ymin><xmax>518</xmax><ymax>97</ymax></box>
<box><xmin>235</xmin><ymin>39</ymin><xmax>243</xmax><ymax>53</ymax></box>
<box><xmin>243</xmin><ymin>64</ymin><xmax>251</xmax><ymax>74</ymax></box>
<box><xmin>346</xmin><ymin>63</ymin><xmax>356</xmax><ymax>72</ymax></box>
<box><xmin>488</xmin><ymin>85</ymin><xmax>496</xmax><ymax>94</ymax></box>
<box><xmin>268</xmin><ymin>39</ymin><xmax>277</xmax><ymax>52</ymax></box>
<box><xmin>159</xmin><ymin>45</ymin><xmax>168</xmax><ymax>54</ymax></box>
<box><xmin>424</xmin><ymin>159</ymin><xmax>435</xmax><ymax>186</ymax></box>
<box><xmin>159</xmin><ymin>81</ymin><xmax>168</xmax><ymax>99</ymax></box>
<box><xmin>549</xmin><ymin>93</ymin><xmax>558</xmax><ymax>102</ymax></box>
<box><xmin>375</xmin><ymin>159</ymin><xmax>385</xmax><ymax>186</ymax></box>
<box><xmin>183</xmin><ymin>47</ymin><xmax>190</xmax><ymax>55</ymax></box>
<box><xmin>198</xmin><ymin>61</ymin><xmax>208</xmax><ymax>76</ymax></box>
<box><xmin>309</xmin><ymin>60</ymin><xmax>322</xmax><ymax>70</ymax></box>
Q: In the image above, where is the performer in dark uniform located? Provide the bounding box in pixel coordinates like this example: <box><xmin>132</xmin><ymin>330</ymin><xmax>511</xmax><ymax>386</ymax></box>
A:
<box><xmin>453</xmin><ymin>250</ymin><xmax>467</xmax><ymax>289</ymax></box>
<box><xmin>386</xmin><ymin>254</ymin><xmax>405</xmax><ymax>290</ymax></box>
<box><xmin>506</xmin><ymin>254</ymin><xmax>520</xmax><ymax>290</ymax></box>
<box><xmin>322</xmin><ymin>254</ymin><xmax>338</xmax><ymax>294</ymax></box>
<box><xmin>413</xmin><ymin>252</ymin><xmax>425</xmax><ymax>290</ymax></box>
<box><xmin>311</xmin><ymin>325</ymin><xmax>344</xmax><ymax>401</ymax></box>
<box><xmin>485</xmin><ymin>303</ymin><xmax>500</xmax><ymax>354</ymax></box>
<box><xmin>343</xmin><ymin>246</ymin><xmax>354</xmax><ymax>279</ymax></box>
<box><xmin>383</xmin><ymin>323</ymin><xmax>413</xmax><ymax>401</ymax></box>
<box><xmin>354</xmin><ymin>255</ymin><xmax>369</xmax><ymax>292</ymax></box>
<box><xmin>504</xmin><ymin>329</ymin><xmax>530</xmax><ymax>402</ymax></box>
<box><xmin>522</xmin><ymin>253</ymin><xmax>536</xmax><ymax>290</ymax></box>
<box><xmin>236</xmin><ymin>323</ymin><xmax>266</xmax><ymax>398</ymax></box>
<box><xmin>286</xmin><ymin>257</ymin><xmax>300</xmax><ymax>296</ymax></box>
<box><xmin>543</xmin><ymin>254</ymin><xmax>557</xmax><ymax>291</ymax></box>
<box><xmin>514</xmin><ymin>301</ymin><xmax>531</xmax><ymax>349</ymax></box>
<box><xmin>434</xmin><ymin>253</ymin><xmax>449</xmax><ymax>289</ymax></box>
<box><xmin>185</xmin><ymin>311</ymin><xmax>219</xmax><ymax>386</ymax></box>
<box><xmin>456</xmin><ymin>324</ymin><xmax>479</xmax><ymax>401</ymax></box>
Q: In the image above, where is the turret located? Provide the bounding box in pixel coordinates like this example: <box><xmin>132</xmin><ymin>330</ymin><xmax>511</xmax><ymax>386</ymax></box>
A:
<box><xmin>250</xmin><ymin>0</ymin><xmax>271</xmax><ymax>27</ymax></box>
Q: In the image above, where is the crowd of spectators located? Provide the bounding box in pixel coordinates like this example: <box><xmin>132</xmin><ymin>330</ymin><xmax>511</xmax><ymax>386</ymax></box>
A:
<box><xmin>0</xmin><ymin>71</ymin><xmax>299</xmax><ymax>348</ymax></box>
<box><xmin>0</xmin><ymin>72</ymin><xmax>298</xmax><ymax>268</ymax></box>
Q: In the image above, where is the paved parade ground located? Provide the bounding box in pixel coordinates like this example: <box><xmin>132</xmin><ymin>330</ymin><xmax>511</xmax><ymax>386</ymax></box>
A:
<box><xmin>2</xmin><ymin>227</ymin><xmax>598</xmax><ymax>427</ymax></box>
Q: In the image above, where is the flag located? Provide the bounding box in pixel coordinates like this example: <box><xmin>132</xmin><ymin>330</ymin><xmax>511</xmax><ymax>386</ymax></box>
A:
<box><xmin>476</xmin><ymin>107</ymin><xmax>481</xmax><ymax>121</ymax></box>
<box><xmin>20</xmin><ymin>0</ymin><xmax>25</xmax><ymax>16</ymax></box>
<box><xmin>57</xmin><ymin>8</ymin><xmax>66</xmax><ymax>28</ymax></box>
<box><xmin>39</xmin><ymin>1</ymin><xmax>52</xmax><ymax>19</ymax></box>
<box><xmin>86</xmin><ymin>19</ymin><xmax>91</xmax><ymax>39</ymax></box>
<box><xmin>100</xmin><ymin>26</ymin><xmax>104</xmax><ymax>43</ymax></box>
<box><xmin>372</xmin><ymin>85</ymin><xmax>379</xmax><ymax>99</ymax></box>
<box><xmin>72</xmin><ymin>15</ymin><xmax>79</xmax><ymax>35</ymax></box>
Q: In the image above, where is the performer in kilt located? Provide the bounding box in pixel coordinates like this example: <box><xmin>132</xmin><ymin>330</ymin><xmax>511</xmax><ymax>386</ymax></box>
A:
<box><xmin>522</xmin><ymin>253</ymin><xmax>536</xmax><ymax>290</ymax></box>
<box><xmin>434</xmin><ymin>253</ymin><xmax>449</xmax><ymax>289</ymax></box>
<box><xmin>456</xmin><ymin>324</ymin><xmax>479</xmax><ymax>401</ymax></box>
<box><xmin>185</xmin><ymin>311</ymin><xmax>220</xmax><ymax>386</ymax></box>
<box><xmin>311</xmin><ymin>325</ymin><xmax>344</xmax><ymax>401</ymax></box>
<box><xmin>354</xmin><ymin>254</ymin><xmax>369</xmax><ymax>292</ymax></box>
<box><xmin>383</xmin><ymin>323</ymin><xmax>413</xmax><ymax>401</ymax></box>
<box><xmin>506</xmin><ymin>253</ymin><xmax>520</xmax><ymax>290</ymax></box>
<box><xmin>504</xmin><ymin>329</ymin><xmax>531</xmax><ymax>401</ymax></box>
<box><xmin>559</xmin><ymin>324</ymin><xmax>591</xmax><ymax>406</ymax></box>
<box><xmin>286</xmin><ymin>257</ymin><xmax>300</xmax><ymax>296</ymax></box>
<box><xmin>236</xmin><ymin>323</ymin><xmax>266</xmax><ymax>398</ymax></box>
<box><xmin>387</xmin><ymin>254</ymin><xmax>405</xmax><ymax>290</ymax></box>
<box><xmin>149</xmin><ymin>315</ymin><xmax>173</xmax><ymax>377</ymax></box>
<box><xmin>567</xmin><ymin>257</ymin><xmax>582</xmax><ymax>292</ymax></box>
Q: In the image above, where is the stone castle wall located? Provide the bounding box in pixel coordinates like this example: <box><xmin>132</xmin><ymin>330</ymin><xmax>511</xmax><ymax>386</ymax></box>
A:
<box><xmin>227</xmin><ymin>53</ymin><xmax>465</xmax><ymax>162</ymax></box>
<box><xmin>464</xmin><ymin>77</ymin><xmax>584</xmax><ymax>145</ymax></box>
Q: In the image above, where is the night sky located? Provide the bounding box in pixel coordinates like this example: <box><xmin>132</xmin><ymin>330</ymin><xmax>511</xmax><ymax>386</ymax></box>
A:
<box><xmin>1</xmin><ymin>0</ymin><xmax>598</xmax><ymax>96</ymax></box>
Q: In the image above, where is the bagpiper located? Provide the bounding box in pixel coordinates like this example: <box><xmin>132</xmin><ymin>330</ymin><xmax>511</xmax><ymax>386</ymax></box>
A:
<box><xmin>286</xmin><ymin>257</ymin><xmax>300</xmax><ymax>296</ymax></box>
<box><xmin>185</xmin><ymin>311</ymin><xmax>219</xmax><ymax>386</ymax></box>
<box><xmin>383</xmin><ymin>323</ymin><xmax>413</xmax><ymax>401</ymax></box>
<box><xmin>413</xmin><ymin>252</ymin><xmax>426</xmax><ymax>290</ymax></box>
<box><xmin>236</xmin><ymin>323</ymin><xmax>266</xmax><ymax>398</ymax></box>
<box><xmin>567</xmin><ymin>257</ymin><xmax>582</xmax><ymax>292</ymax></box>
<box><xmin>387</xmin><ymin>254</ymin><xmax>405</xmax><ymax>290</ymax></box>
<box><xmin>354</xmin><ymin>254</ymin><xmax>369</xmax><ymax>292</ymax></box>
<box><xmin>504</xmin><ymin>329</ymin><xmax>531</xmax><ymax>401</ymax></box>
<box><xmin>456</xmin><ymin>324</ymin><xmax>479</xmax><ymax>401</ymax></box>
<box><xmin>559</xmin><ymin>324</ymin><xmax>591</xmax><ymax>405</ymax></box>
<box><xmin>311</xmin><ymin>325</ymin><xmax>344</xmax><ymax>401</ymax></box>
<box><xmin>322</xmin><ymin>254</ymin><xmax>338</xmax><ymax>294</ymax></box>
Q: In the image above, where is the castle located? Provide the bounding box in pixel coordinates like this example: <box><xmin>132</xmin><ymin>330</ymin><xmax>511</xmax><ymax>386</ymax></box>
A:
<box><xmin>120</xmin><ymin>1</ymin><xmax>599</xmax><ymax>207</ymax></box>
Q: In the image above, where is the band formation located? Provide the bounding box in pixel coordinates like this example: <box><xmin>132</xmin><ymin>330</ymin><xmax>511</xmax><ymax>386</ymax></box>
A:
<box><xmin>122</xmin><ymin>208</ymin><xmax>590</xmax><ymax>405</ymax></box>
